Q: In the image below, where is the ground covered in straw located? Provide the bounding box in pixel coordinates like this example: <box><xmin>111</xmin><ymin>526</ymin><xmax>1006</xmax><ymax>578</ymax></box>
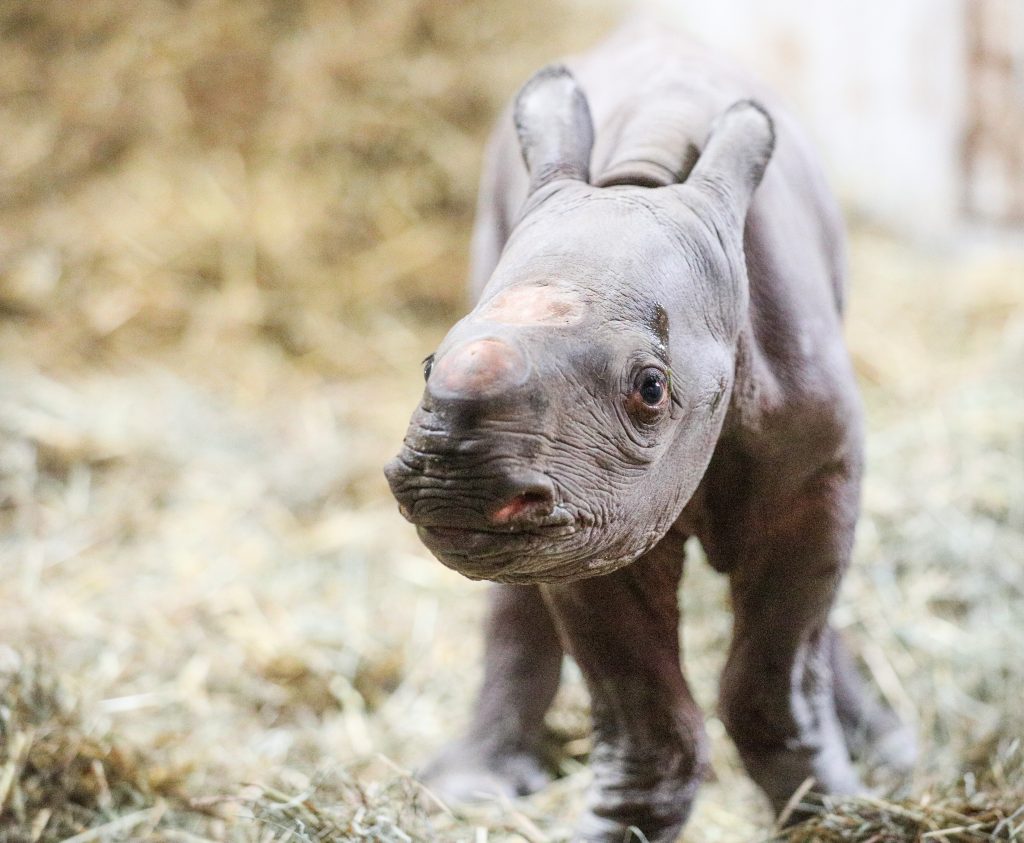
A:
<box><xmin>1</xmin><ymin>1</ymin><xmax>1022</xmax><ymax>841</ymax></box>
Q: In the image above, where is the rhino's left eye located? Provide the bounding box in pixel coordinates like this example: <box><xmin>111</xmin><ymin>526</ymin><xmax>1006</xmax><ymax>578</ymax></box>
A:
<box><xmin>422</xmin><ymin>354</ymin><xmax>435</xmax><ymax>381</ymax></box>
<box><xmin>639</xmin><ymin>371</ymin><xmax>665</xmax><ymax>405</ymax></box>
<box><xmin>625</xmin><ymin>367</ymin><xmax>670</xmax><ymax>425</ymax></box>
<box><xmin>635</xmin><ymin>368</ymin><xmax>668</xmax><ymax>407</ymax></box>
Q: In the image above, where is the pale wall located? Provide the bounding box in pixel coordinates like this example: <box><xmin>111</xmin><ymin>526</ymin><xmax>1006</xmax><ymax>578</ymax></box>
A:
<box><xmin>639</xmin><ymin>0</ymin><xmax>970</xmax><ymax>240</ymax></box>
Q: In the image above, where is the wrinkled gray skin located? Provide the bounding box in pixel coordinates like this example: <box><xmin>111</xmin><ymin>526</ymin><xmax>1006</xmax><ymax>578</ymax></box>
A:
<box><xmin>384</xmin><ymin>25</ymin><xmax>916</xmax><ymax>843</ymax></box>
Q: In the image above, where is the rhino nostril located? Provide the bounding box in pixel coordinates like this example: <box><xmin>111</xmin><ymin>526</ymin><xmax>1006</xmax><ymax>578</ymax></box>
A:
<box><xmin>490</xmin><ymin>486</ymin><xmax>556</xmax><ymax>526</ymax></box>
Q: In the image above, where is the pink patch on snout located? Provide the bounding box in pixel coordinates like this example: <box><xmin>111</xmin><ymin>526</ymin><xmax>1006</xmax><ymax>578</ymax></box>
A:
<box><xmin>430</xmin><ymin>338</ymin><xmax>528</xmax><ymax>399</ymax></box>
<box><xmin>477</xmin><ymin>286</ymin><xmax>584</xmax><ymax>326</ymax></box>
<box><xmin>490</xmin><ymin>492</ymin><xmax>551</xmax><ymax>525</ymax></box>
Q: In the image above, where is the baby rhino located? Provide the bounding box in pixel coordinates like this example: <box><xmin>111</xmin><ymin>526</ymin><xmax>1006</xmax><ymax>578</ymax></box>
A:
<box><xmin>385</xmin><ymin>25</ymin><xmax>914</xmax><ymax>843</ymax></box>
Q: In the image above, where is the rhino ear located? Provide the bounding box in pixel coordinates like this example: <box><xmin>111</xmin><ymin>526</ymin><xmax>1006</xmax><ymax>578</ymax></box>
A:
<box><xmin>685</xmin><ymin>100</ymin><xmax>776</xmax><ymax>223</ymax></box>
<box><xmin>514</xmin><ymin>64</ymin><xmax>594</xmax><ymax>194</ymax></box>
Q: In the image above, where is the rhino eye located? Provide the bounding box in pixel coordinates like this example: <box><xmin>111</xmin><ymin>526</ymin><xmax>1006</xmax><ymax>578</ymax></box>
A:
<box><xmin>422</xmin><ymin>354</ymin><xmax>435</xmax><ymax>381</ymax></box>
<box><xmin>636</xmin><ymin>368</ymin><xmax>667</xmax><ymax>407</ymax></box>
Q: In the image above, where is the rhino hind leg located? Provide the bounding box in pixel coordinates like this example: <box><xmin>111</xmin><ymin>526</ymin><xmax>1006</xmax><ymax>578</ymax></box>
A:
<box><xmin>830</xmin><ymin>627</ymin><xmax>917</xmax><ymax>775</ymax></box>
<box><xmin>419</xmin><ymin>583</ymin><xmax>562</xmax><ymax>803</ymax></box>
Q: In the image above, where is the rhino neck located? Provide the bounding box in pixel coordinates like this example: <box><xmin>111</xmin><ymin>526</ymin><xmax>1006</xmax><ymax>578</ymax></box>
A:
<box><xmin>591</xmin><ymin>98</ymin><xmax>714</xmax><ymax>189</ymax></box>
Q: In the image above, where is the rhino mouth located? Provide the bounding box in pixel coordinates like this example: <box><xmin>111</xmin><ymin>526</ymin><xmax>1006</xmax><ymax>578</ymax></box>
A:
<box><xmin>415</xmin><ymin>519</ymin><xmax>581</xmax><ymax>581</ymax></box>
<box><xmin>385</xmin><ymin>441</ymin><xmax>599</xmax><ymax>581</ymax></box>
<box><xmin>417</xmin><ymin>519</ymin><xmax>576</xmax><ymax>554</ymax></box>
<box><xmin>415</xmin><ymin>504</ymin><xmax>576</xmax><ymax>534</ymax></box>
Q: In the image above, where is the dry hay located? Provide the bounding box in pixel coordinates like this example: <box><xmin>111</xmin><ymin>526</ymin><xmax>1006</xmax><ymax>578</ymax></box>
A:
<box><xmin>773</xmin><ymin>741</ymin><xmax>1024</xmax><ymax>842</ymax></box>
<box><xmin>0</xmin><ymin>0</ymin><xmax>1022</xmax><ymax>841</ymax></box>
<box><xmin>0</xmin><ymin>651</ymin><xmax>182</xmax><ymax>842</ymax></box>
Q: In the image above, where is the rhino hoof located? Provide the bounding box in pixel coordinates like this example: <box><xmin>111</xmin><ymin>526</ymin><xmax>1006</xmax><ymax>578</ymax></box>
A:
<box><xmin>419</xmin><ymin>740</ymin><xmax>552</xmax><ymax>804</ymax></box>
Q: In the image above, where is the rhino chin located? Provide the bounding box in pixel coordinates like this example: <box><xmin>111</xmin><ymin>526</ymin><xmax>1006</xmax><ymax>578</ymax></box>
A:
<box><xmin>418</xmin><ymin>524</ymin><xmax>619</xmax><ymax>584</ymax></box>
<box><xmin>438</xmin><ymin>542</ymin><xmax>648</xmax><ymax>586</ymax></box>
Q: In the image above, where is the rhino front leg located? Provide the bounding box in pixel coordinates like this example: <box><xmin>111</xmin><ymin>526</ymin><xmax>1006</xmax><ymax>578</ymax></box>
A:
<box><xmin>420</xmin><ymin>583</ymin><xmax>563</xmax><ymax>802</ymax></box>
<box><xmin>716</xmin><ymin>461</ymin><xmax>863</xmax><ymax>820</ymax></box>
<box><xmin>543</xmin><ymin>535</ymin><xmax>707</xmax><ymax>843</ymax></box>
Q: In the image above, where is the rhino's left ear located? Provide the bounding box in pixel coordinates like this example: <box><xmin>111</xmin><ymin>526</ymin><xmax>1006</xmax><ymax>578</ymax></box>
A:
<box><xmin>684</xmin><ymin>100</ymin><xmax>776</xmax><ymax>224</ymax></box>
<box><xmin>514</xmin><ymin>64</ymin><xmax>594</xmax><ymax>194</ymax></box>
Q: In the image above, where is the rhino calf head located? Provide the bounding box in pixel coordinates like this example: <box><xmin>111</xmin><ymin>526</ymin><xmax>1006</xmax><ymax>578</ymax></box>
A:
<box><xmin>384</xmin><ymin>66</ymin><xmax>775</xmax><ymax>584</ymax></box>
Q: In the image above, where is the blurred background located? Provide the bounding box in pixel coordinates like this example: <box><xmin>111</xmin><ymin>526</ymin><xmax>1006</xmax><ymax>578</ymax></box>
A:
<box><xmin>0</xmin><ymin>1</ymin><xmax>1021</xmax><ymax>841</ymax></box>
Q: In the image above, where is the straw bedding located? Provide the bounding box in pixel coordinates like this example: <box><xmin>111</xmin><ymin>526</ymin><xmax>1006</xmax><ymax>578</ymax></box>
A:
<box><xmin>1</xmin><ymin>1</ymin><xmax>1021</xmax><ymax>840</ymax></box>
